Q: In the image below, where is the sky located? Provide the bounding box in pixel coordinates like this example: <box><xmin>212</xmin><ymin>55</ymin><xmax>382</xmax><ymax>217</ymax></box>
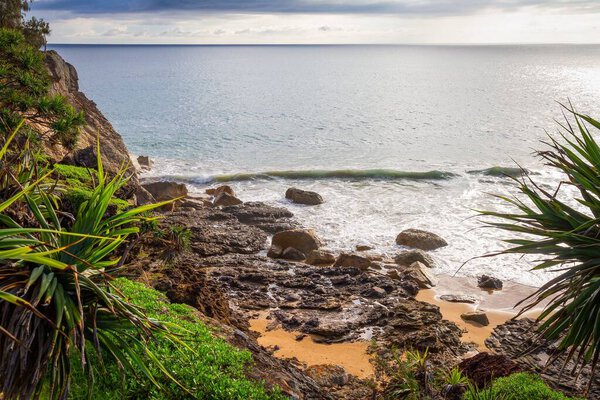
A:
<box><xmin>32</xmin><ymin>0</ymin><xmax>600</xmax><ymax>44</ymax></box>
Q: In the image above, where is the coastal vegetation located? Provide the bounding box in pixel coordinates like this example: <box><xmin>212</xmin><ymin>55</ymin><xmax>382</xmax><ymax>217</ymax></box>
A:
<box><xmin>482</xmin><ymin>107</ymin><xmax>600</xmax><ymax>390</ymax></box>
<box><xmin>0</xmin><ymin>6</ymin><xmax>283</xmax><ymax>398</ymax></box>
<box><xmin>464</xmin><ymin>373</ymin><xmax>584</xmax><ymax>400</ymax></box>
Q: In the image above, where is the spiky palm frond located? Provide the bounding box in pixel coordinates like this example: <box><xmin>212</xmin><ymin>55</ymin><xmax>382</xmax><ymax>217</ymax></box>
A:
<box><xmin>0</xmin><ymin>124</ymin><xmax>179</xmax><ymax>399</ymax></box>
<box><xmin>481</xmin><ymin>105</ymin><xmax>600</xmax><ymax>389</ymax></box>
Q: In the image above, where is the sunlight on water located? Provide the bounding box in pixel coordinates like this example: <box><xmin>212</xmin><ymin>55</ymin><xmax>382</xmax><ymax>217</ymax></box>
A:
<box><xmin>50</xmin><ymin>44</ymin><xmax>600</xmax><ymax>286</ymax></box>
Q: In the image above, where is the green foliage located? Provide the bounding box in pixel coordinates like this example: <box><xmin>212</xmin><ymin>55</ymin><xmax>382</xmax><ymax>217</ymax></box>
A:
<box><xmin>68</xmin><ymin>279</ymin><xmax>284</xmax><ymax>400</ymax></box>
<box><xmin>0</xmin><ymin>1</ymin><xmax>50</xmax><ymax>48</ymax></box>
<box><xmin>481</xmin><ymin>106</ymin><xmax>600</xmax><ymax>387</ymax></box>
<box><xmin>157</xmin><ymin>224</ymin><xmax>192</xmax><ymax>263</ymax></box>
<box><xmin>463</xmin><ymin>373</ymin><xmax>583</xmax><ymax>400</ymax></box>
<box><xmin>374</xmin><ymin>347</ymin><xmax>432</xmax><ymax>400</ymax></box>
<box><xmin>53</xmin><ymin>163</ymin><xmax>128</xmax><ymax>214</ymax></box>
<box><xmin>54</xmin><ymin>163</ymin><xmax>96</xmax><ymax>184</ymax></box>
<box><xmin>63</xmin><ymin>186</ymin><xmax>130</xmax><ymax>214</ymax></box>
<box><xmin>439</xmin><ymin>367</ymin><xmax>468</xmax><ymax>386</ymax></box>
<box><xmin>0</xmin><ymin>28</ymin><xmax>83</xmax><ymax>148</ymax></box>
<box><xmin>0</xmin><ymin>127</ymin><xmax>178</xmax><ymax>400</ymax></box>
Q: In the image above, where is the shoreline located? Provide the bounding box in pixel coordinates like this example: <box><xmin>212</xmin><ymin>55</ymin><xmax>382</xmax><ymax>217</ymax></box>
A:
<box><xmin>416</xmin><ymin>274</ymin><xmax>542</xmax><ymax>349</ymax></box>
<box><xmin>249</xmin><ymin>312</ymin><xmax>374</xmax><ymax>379</ymax></box>
<box><xmin>248</xmin><ymin>272</ymin><xmax>543</xmax><ymax>378</ymax></box>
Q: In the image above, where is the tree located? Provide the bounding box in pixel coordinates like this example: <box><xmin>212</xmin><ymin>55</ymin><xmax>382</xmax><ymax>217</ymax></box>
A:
<box><xmin>0</xmin><ymin>0</ymin><xmax>50</xmax><ymax>49</ymax></box>
<box><xmin>0</xmin><ymin>28</ymin><xmax>83</xmax><ymax>149</ymax></box>
<box><xmin>483</xmin><ymin>105</ymin><xmax>600</xmax><ymax>393</ymax></box>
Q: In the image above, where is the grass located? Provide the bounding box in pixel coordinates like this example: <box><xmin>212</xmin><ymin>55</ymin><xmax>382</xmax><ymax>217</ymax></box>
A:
<box><xmin>464</xmin><ymin>373</ymin><xmax>584</xmax><ymax>400</ymax></box>
<box><xmin>62</xmin><ymin>185</ymin><xmax>130</xmax><ymax>213</ymax></box>
<box><xmin>54</xmin><ymin>163</ymin><xmax>129</xmax><ymax>212</ymax></box>
<box><xmin>54</xmin><ymin>163</ymin><xmax>96</xmax><ymax>183</ymax></box>
<box><xmin>69</xmin><ymin>279</ymin><xmax>284</xmax><ymax>400</ymax></box>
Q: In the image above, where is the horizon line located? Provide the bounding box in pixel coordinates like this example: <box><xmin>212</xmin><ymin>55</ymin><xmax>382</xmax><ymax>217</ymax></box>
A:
<box><xmin>48</xmin><ymin>42</ymin><xmax>600</xmax><ymax>46</ymax></box>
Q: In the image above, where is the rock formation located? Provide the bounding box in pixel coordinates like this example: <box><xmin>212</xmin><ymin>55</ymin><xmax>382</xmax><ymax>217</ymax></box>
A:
<box><xmin>44</xmin><ymin>51</ymin><xmax>137</xmax><ymax>186</ymax></box>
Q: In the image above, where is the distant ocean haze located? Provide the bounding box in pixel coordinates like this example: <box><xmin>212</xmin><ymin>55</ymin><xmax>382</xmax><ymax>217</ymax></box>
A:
<box><xmin>50</xmin><ymin>44</ymin><xmax>600</xmax><ymax>286</ymax></box>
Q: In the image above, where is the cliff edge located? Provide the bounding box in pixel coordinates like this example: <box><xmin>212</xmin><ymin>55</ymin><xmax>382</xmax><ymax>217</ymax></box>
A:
<box><xmin>43</xmin><ymin>50</ymin><xmax>137</xmax><ymax>187</ymax></box>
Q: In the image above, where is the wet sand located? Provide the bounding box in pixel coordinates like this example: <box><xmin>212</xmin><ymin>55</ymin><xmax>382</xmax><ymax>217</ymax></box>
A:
<box><xmin>417</xmin><ymin>274</ymin><xmax>542</xmax><ymax>349</ymax></box>
<box><xmin>249</xmin><ymin>274</ymin><xmax>543</xmax><ymax>378</ymax></box>
<box><xmin>249</xmin><ymin>314</ymin><xmax>374</xmax><ymax>378</ymax></box>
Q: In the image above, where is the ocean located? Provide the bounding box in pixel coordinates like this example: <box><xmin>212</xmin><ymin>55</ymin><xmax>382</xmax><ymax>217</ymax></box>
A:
<box><xmin>49</xmin><ymin>44</ymin><xmax>600</xmax><ymax>286</ymax></box>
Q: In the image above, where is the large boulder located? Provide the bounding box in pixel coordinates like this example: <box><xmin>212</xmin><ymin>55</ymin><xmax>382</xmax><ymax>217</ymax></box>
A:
<box><xmin>401</xmin><ymin>261</ymin><xmax>438</xmax><ymax>289</ymax></box>
<box><xmin>281</xmin><ymin>247</ymin><xmax>306</xmax><ymax>261</ymax></box>
<box><xmin>478</xmin><ymin>275</ymin><xmax>503</xmax><ymax>290</ymax></box>
<box><xmin>460</xmin><ymin>311</ymin><xmax>489</xmax><ymax>326</ymax></box>
<box><xmin>137</xmin><ymin>155</ymin><xmax>153</xmax><ymax>170</ymax></box>
<box><xmin>333</xmin><ymin>253</ymin><xmax>372</xmax><ymax>271</ymax></box>
<box><xmin>206</xmin><ymin>185</ymin><xmax>235</xmax><ymax>197</ymax></box>
<box><xmin>134</xmin><ymin>185</ymin><xmax>156</xmax><ymax>206</ymax></box>
<box><xmin>221</xmin><ymin>202</ymin><xmax>298</xmax><ymax>233</ymax></box>
<box><xmin>142</xmin><ymin>181</ymin><xmax>188</xmax><ymax>201</ymax></box>
<box><xmin>268</xmin><ymin>229</ymin><xmax>322</xmax><ymax>259</ymax></box>
<box><xmin>285</xmin><ymin>187</ymin><xmax>324</xmax><ymax>205</ymax></box>
<box><xmin>396</xmin><ymin>229</ymin><xmax>448</xmax><ymax>250</ymax></box>
<box><xmin>394</xmin><ymin>249</ymin><xmax>435</xmax><ymax>268</ymax></box>
<box><xmin>306</xmin><ymin>249</ymin><xmax>336</xmax><ymax>265</ymax></box>
<box><xmin>213</xmin><ymin>192</ymin><xmax>243</xmax><ymax>207</ymax></box>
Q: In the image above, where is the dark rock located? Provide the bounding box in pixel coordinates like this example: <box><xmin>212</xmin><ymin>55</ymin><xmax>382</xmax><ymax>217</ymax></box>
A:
<box><xmin>355</xmin><ymin>244</ymin><xmax>373</xmax><ymax>251</ymax></box>
<box><xmin>478</xmin><ymin>275</ymin><xmax>503</xmax><ymax>290</ymax></box>
<box><xmin>160</xmin><ymin>209</ymin><xmax>267</xmax><ymax>256</ymax></box>
<box><xmin>396</xmin><ymin>228</ymin><xmax>448</xmax><ymax>250</ymax></box>
<box><xmin>281</xmin><ymin>247</ymin><xmax>306</xmax><ymax>261</ymax></box>
<box><xmin>214</xmin><ymin>192</ymin><xmax>243</xmax><ymax>206</ymax></box>
<box><xmin>206</xmin><ymin>185</ymin><xmax>235</xmax><ymax>197</ymax></box>
<box><xmin>362</xmin><ymin>286</ymin><xmax>387</xmax><ymax>298</ymax></box>
<box><xmin>134</xmin><ymin>185</ymin><xmax>156</xmax><ymax>206</ymax></box>
<box><xmin>221</xmin><ymin>202</ymin><xmax>298</xmax><ymax>233</ymax></box>
<box><xmin>269</xmin><ymin>229</ymin><xmax>322</xmax><ymax>259</ymax></box>
<box><xmin>285</xmin><ymin>187</ymin><xmax>324</xmax><ymax>205</ymax></box>
<box><xmin>400</xmin><ymin>261</ymin><xmax>438</xmax><ymax>288</ymax></box>
<box><xmin>394</xmin><ymin>249</ymin><xmax>436</xmax><ymax>268</ymax></box>
<box><xmin>142</xmin><ymin>181</ymin><xmax>188</xmax><ymax>201</ymax></box>
<box><xmin>333</xmin><ymin>253</ymin><xmax>371</xmax><ymax>270</ymax></box>
<box><xmin>460</xmin><ymin>311</ymin><xmax>489</xmax><ymax>326</ymax></box>
<box><xmin>306</xmin><ymin>249</ymin><xmax>336</xmax><ymax>265</ymax></box>
<box><xmin>459</xmin><ymin>352</ymin><xmax>523</xmax><ymax>388</ymax></box>
<box><xmin>137</xmin><ymin>155</ymin><xmax>152</xmax><ymax>170</ymax></box>
<box><xmin>399</xmin><ymin>279</ymin><xmax>420</xmax><ymax>296</ymax></box>
<box><xmin>306</xmin><ymin>364</ymin><xmax>349</xmax><ymax>387</ymax></box>
<box><xmin>486</xmin><ymin>318</ymin><xmax>600</xmax><ymax>398</ymax></box>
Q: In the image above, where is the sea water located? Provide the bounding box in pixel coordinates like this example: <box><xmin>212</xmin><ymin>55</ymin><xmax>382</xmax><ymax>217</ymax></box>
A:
<box><xmin>49</xmin><ymin>44</ymin><xmax>600</xmax><ymax>286</ymax></box>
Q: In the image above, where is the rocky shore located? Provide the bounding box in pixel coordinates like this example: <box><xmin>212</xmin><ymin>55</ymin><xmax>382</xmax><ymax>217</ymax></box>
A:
<box><xmin>129</xmin><ymin>179</ymin><xmax>600</xmax><ymax>399</ymax></box>
<box><xmin>43</xmin><ymin>51</ymin><xmax>597</xmax><ymax>399</ymax></box>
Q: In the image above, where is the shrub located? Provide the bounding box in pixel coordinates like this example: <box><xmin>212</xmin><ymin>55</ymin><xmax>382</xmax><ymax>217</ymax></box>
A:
<box><xmin>62</xmin><ymin>186</ymin><xmax>130</xmax><ymax>214</ymax></box>
<box><xmin>464</xmin><ymin>373</ymin><xmax>584</xmax><ymax>400</ymax></box>
<box><xmin>0</xmin><ymin>129</ymin><xmax>176</xmax><ymax>399</ymax></box>
<box><xmin>481</xmin><ymin>106</ymin><xmax>600</xmax><ymax>389</ymax></box>
<box><xmin>0</xmin><ymin>28</ymin><xmax>83</xmax><ymax>147</ymax></box>
<box><xmin>69</xmin><ymin>279</ymin><xmax>284</xmax><ymax>400</ymax></box>
<box><xmin>54</xmin><ymin>163</ymin><xmax>96</xmax><ymax>184</ymax></box>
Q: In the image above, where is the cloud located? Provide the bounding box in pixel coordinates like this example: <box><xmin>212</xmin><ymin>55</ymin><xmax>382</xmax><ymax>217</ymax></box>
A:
<box><xmin>34</xmin><ymin>0</ymin><xmax>600</xmax><ymax>16</ymax></box>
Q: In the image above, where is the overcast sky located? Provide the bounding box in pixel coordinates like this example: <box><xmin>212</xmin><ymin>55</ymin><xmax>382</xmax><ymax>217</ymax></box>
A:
<box><xmin>32</xmin><ymin>0</ymin><xmax>600</xmax><ymax>44</ymax></box>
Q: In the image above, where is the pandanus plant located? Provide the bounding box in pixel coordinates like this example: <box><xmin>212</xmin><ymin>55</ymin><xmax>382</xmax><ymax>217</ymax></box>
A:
<box><xmin>0</xmin><ymin>121</ymin><xmax>180</xmax><ymax>399</ymax></box>
<box><xmin>482</xmin><ymin>105</ymin><xmax>600</xmax><ymax>391</ymax></box>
